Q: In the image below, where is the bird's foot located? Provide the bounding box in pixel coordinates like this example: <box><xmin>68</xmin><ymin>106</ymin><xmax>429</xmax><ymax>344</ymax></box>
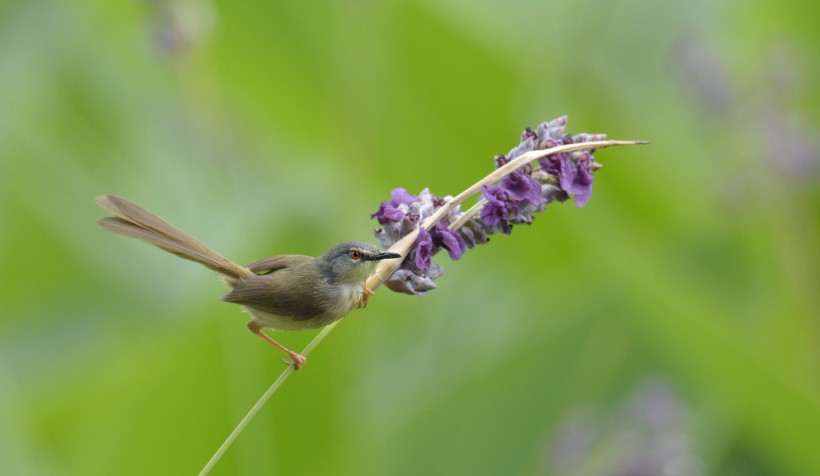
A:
<box><xmin>355</xmin><ymin>297</ymin><xmax>367</xmax><ymax>309</ymax></box>
<box><xmin>280</xmin><ymin>352</ymin><xmax>307</xmax><ymax>371</ymax></box>
<box><xmin>356</xmin><ymin>287</ymin><xmax>375</xmax><ymax>309</ymax></box>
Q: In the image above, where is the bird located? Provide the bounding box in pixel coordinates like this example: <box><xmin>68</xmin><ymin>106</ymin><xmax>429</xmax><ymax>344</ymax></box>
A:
<box><xmin>95</xmin><ymin>195</ymin><xmax>401</xmax><ymax>370</ymax></box>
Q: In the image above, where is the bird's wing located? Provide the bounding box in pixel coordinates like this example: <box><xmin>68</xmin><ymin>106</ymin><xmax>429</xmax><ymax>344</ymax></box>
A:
<box><xmin>245</xmin><ymin>254</ymin><xmax>313</xmax><ymax>275</ymax></box>
<box><xmin>223</xmin><ymin>256</ymin><xmax>326</xmax><ymax>320</ymax></box>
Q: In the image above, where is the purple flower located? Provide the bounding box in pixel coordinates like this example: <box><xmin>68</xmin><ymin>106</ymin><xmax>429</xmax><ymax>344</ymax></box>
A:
<box><xmin>564</xmin><ymin>153</ymin><xmax>595</xmax><ymax>207</ymax></box>
<box><xmin>372</xmin><ymin>188</ymin><xmax>468</xmax><ymax>294</ymax></box>
<box><xmin>390</xmin><ymin>188</ymin><xmax>416</xmax><ymax>206</ymax></box>
<box><xmin>538</xmin><ymin>152</ymin><xmax>597</xmax><ymax>208</ymax></box>
<box><xmin>371</xmin><ymin>188</ymin><xmax>417</xmax><ymax>224</ymax></box>
<box><xmin>507</xmin><ymin>136</ymin><xmax>535</xmax><ymax>160</ymax></box>
<box><xmin>480</xmin><ymin>185</ymin><xmax>517</xmax><ymax>234</ymax></box>
<box><xmin>458</xmin><ymin>218</ymin><xmax>490</xmax><ymax>248</ymax></box>
<box><xmin>413</xmin><ymin>227</ymin><xmax>433</xmax><ymax>270</ymax></box>
<box><xmin>384</xmin><ymin>263</ymin><xmax>446</xmax><ymax>295</ymax></box>
<box><xmin>431</xmin><ymin>221</ymin><xmax>466</xmax><ymax>261</ymax></box>
<box><xmin>573</xmin><ymin>132</ymin><xmax>607</xmax><ymax>145</ymax></box>
<box><xmin>384</xmin><ymin>269</ymin><xmax>437</xmax><ymax>294</ymax></box>
<box><xmin>410</xmin><ymin>223</ymin><xmax>465</xmax><ymax>271</ymax></box>
<box><xmin>535</xmin><ymin>116</ymin><xmax>568</xmax><ymax>148</ymax></box>
<box><xmin>374</xmin><ymin>205</ymin><xmax>420</xmax><ymax>248</ymax></box>
<box><xmin>542</xmin><ymin>183</ymin><xmax>569</xmax><ymax>205</ymax></box>
<box><xmin>416</xmin><ymin>188</ymin><xmax>441</xmax><ymax>218</ymax></box>
<box><xmin>521</xmin><ymin>126</ymin><xmax>537</xmax><ymax>142</ymax></box>
<box><xmin>499</xmin><ymin>167</ymin><xmax>543</xmax><ymax>205</ymax></box>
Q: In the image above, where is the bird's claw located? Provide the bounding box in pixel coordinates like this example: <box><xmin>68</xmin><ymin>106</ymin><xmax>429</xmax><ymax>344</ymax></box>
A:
<box><xmin>356</xmin><ymin>287</ymin><xmax>375</xmax><ymax>309</ymax></box>
<box><xmin>280</xmin><ymin>353</ymin><xmax>307</xmax><ymax>371</ymax></box>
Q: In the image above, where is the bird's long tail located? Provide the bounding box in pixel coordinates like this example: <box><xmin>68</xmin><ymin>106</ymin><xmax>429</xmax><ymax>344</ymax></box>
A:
<box><xmin>96</xmin><ymin>195</ymin><xmax>251</xmax><ymax>284</ymax></box>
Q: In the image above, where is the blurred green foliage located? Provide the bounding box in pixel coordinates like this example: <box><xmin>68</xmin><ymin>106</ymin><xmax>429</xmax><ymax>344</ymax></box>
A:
<box><xmin>1</xmin><ymin>0</ymin><xmax>819</xmax><ymax>475</ymax></box>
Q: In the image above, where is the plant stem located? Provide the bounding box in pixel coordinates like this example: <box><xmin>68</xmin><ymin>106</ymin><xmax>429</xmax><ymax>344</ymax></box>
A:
<box><xmin>198</xmin><ymin>321</ymin><xmax>340</xmax><ymax>476</ymax></box>
<box><xmin>449</xmin><ymin>198</ymin><xmax>487</xmax><ymax>231</ymax></box>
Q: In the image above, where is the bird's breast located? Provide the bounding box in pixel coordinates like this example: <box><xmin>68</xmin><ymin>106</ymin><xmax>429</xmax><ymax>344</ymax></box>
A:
<box><xmin>325</xmin><ymin>282</ymin><xmax>365</xmax><ymax>317</ymax></box>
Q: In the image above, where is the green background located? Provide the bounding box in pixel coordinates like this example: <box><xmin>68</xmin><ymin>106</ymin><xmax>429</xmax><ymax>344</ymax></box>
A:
<box><xmin>1</xmin><ymin>0</ymin><xmax>818</xmax><ymax>475</ymax></box>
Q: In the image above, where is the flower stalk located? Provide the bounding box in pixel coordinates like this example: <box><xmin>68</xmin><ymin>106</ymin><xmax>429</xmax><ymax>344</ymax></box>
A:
<box><xmin>366</xmin><ymin>138</ymin><xmax>648</xmax><ymax>293</ymax></box>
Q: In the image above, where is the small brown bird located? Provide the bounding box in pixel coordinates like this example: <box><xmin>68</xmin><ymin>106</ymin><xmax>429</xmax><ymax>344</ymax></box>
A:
<box><xmin>96</xmin><ymin>195</ymin><xmax>401</xmax><ymax>369</ymax></box>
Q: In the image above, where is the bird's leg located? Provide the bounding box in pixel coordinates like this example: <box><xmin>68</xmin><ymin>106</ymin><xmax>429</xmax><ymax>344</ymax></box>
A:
<box><xmin>356</xmin><ymin>287</ymin><xmax>375</xmax><ymax>309</ymax></box>
<box><xmin>246</xmin><ymin>321</ymin><xmax>307</xmax><ymax>370</ymax></box>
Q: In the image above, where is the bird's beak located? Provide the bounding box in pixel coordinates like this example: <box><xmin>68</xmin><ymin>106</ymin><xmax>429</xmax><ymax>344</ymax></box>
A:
<box><xmin>371</xmin><ymin>252</ymin><xmax>402</xmax><ymax>261</ymax></box>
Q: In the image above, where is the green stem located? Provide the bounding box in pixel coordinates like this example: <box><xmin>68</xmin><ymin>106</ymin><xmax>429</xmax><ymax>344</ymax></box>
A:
<box><xmin>198</xmin><ymin>321</ymin><xmax>339</xmax><ymax>476</ymax></box>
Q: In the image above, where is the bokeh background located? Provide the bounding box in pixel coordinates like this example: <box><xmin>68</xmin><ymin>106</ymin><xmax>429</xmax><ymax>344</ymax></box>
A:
<box><xmin>1</xmin><ymin>0</ymin><xmax>819</xmax><ymax>475</ymax></box>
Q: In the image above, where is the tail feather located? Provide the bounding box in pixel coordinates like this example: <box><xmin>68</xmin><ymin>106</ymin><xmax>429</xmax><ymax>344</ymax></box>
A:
<box><xmin>96</xmin><ymin>195</ymin><xmax>251</xmax><ymax>283</ymax></box>
<box><xmin>96</xmin><ymin>195</ymin><xmax>212</xmax><ymax>255</ymax></box>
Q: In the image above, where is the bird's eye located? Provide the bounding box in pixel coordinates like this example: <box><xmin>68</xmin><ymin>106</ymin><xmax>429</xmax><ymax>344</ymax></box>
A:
<box><xmin>350</xmin><ymin>250</ymin><xmax>362</xmax><ymax>261</ymax></box>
